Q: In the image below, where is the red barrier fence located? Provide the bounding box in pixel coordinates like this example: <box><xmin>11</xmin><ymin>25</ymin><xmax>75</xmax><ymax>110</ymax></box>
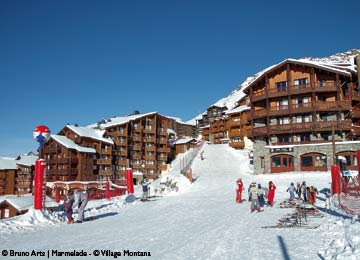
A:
<box><xmin>336</xmin><ymin>150</ymin><xmax>360</xmax><ymax>215</ymax></box>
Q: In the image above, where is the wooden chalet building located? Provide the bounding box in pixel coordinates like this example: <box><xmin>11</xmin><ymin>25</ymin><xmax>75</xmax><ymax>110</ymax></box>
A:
<box><xmin>95</xmin><ymin>112</ymin><xmax>172</xmax><ymax>179</ymax></box>
<box><xmin>42</xmin><ymin>125</ymin><xmax>113</xmax><ymax>182</ymax></box>
<box><xmin>243</xmin><ymin>56</ymin><xmax>360</xmax><ymax>173</ymax></box>
<box><xmin>173</xmin><ymin>138</ymin><xmax>197</xmax><ymax>155</ymax></box>
<box><xmin>226</xmin><ymin>105</ymin><xmax>250</xmax><ymax>149</ymax></box>
<box><xmin>196</xmin><ymin>105</ymin><xmax>228</xmax><ymax>129</ymax></box>
<box><xmin>0</xmin><ymin>155</ymin><xmax>37</xmax><ymax>196</ymax></box>
<box><xmin>209</xmin><ymin>118</ymin><xmax>228</xmax><ymax>144</ymax></box>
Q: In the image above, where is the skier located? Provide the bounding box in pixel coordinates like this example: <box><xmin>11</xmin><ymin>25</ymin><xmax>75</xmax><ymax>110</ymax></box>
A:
<box><xmin>267</xmin><ymin>181</ymin><xmax>276</xmax><ymax>207</ymax></box>
<box><xmin>63</xmin><ymin>190</ymin><xmax>74</xmax><ymax>224</ymax></box>
<box><xmin>249</xmin><ymin>183</ymin><xmax>262</xmax><ymax>212</ymax></box>
<box><xmin>286</xmin><ymin>182</ymin><xmax>296</xmax><ymax>201</ymax></box>
<box><xmin>296</xmin><ymin>182</ymin><xmax>302</xmax><ymax>200</ymax></box>
<box><xmin>257</xmin><ymin>183</ymin><xmax>266</xmax><ymax>209</ymax></box>
<box><xmin>300</xmin><ymin>181</ymin><xmax>307</xmax><ymax>202</ymax></box>
<box><xmin>236</xmin><ymin>178</ymin><xmax>244</xmax><ymax>203</ymax></box>
<box><xmin>309</xmin><ymin>186</ymin><xmax>319</xmax><ymax>205</ymax></box>
<box><xmin>73</xmin><ymin>190</ymin><xmax>88</xmax><ymax>223</ymax></box>
<box><xmin>141</xmin><ymin>177</ymin><xmax>150</xmax><ymax>201</ymax></box>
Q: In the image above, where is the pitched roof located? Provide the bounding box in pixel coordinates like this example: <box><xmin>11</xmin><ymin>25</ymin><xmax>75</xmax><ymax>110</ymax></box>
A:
<box><xmin>87</xmin><ymin>112</ymin><xmax>158</xmax><ymax>129</ymax></box>
<box><xmin>16</xmin><ymin>154</ymin><xmax>38</xmax><ymax>167</ymax></box>
<box><xmin>243</xmin><ymin>58</ymin><xmax>355</xmax><ymax>93</ymax></box>
<box><xmin>174</xmin><ymin>138</ymin><xmax>196</xmax><ymax>145</ymax></box>
<box><xmin>0</xmin><ymin>158</ymin><xmax>17</xmax><ymax>170</ymax></box>
<box><xmin>66</xmin><ymin>125</ymin><xmax>114</xmax><ymax>145</ymax></box>
<box><xmin>0</xmin><ymin>194</ymin><xmax>59</xmax><ymax>211</ymax></box>
<box><xmin>51</xmin><ymin>135</ymin><xmax>96</xmax><ymax>153</ymax></box>
<box><xmin>226</xmin><ymin>105</ymin><xmax>250</xmax><ymax>115</ymax></box>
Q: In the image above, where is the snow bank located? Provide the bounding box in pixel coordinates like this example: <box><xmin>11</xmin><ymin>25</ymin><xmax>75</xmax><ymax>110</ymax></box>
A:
<box><xmin>0</xmin><ymin>208</ymin><xmax>61</xmax><ymax>235</ymax></box>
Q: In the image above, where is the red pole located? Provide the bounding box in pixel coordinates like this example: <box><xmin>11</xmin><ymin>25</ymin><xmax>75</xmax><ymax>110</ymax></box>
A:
<box><xmin>331</xmin><ymin>165</ymin><xmax>341</xmax><ymax>195</ymax></box>
<box><xmin>34</xmin><ymin>159</ymin><xmax>46</xmax><ymax>210</ymax></box>
<box><xmin>125</xmin><ymin>168</ymin><xmax>134</xmax><ymax>194</ymax></box>
<box><xmin>55</xmin><ymin>189</ymin><xmax>60</xmax><ymax>203</ymax></box>
<box><xmin>105</xmin><ymin>181</ymin><xmax>110</xmax><ymax>200</ymax></box>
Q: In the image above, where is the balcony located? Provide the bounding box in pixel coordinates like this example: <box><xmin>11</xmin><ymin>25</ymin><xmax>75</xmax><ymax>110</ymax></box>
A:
<box><xmin>313</xmin><ymin>82</ymin><xmax>337</xmax><ymax>92</ymax></box>
<box><xmin>145</xmin><ymin>146</ymin><xmax>156</xmax><ymax>152</ymax></box>
<box><xmin>114</xmin><ymin>150</ymin><xmax>127</xmax><ymax>156</ymax></box>
<box><xmin>229</xmin><ymin>141</ymin><xmax>245</xmax><ymax>149</ymax></box>
<box><xmin>130</xmin><ymin>154</ymin><xmax>142</xmax><ymax>160</ymax></box>
<box><xmin>115</xmin><ymin>159</ymin><xmax>127</xmax><ymax>166</ymax></box>
<box><xmin>352</xmin><ymin>109</ymin><xmax>360</xmax><ymax>118</ymax></box>
<box><xmin>352</xmin><ymin>90</ymin><xmax>360</xmax><ymax>101</ymax></box>
<box><xmin>158</xmin><ymin>139</ymin><xmax>167</xmax><ymax>145</ymax></box>
<box><xmin>144</xmin><ymin>154</ymin><xmax>156</xmax><ymax>160</ymax></box>
<box><xmin>48</xmin><ymin>169</ymin><xmax>78</xmax><ymax>175</ymax></box>
<box><xmin>132</xmin><ymin>144</ymin><xmax>142</xmax><ymax>151</ymax></box>
<box><xmin>229</xmin><ymin>128</ymin><xmax>241</xmax><ymax>137</ymax></box>
<box><xmin>315</xmin><ymin>101</ymin><xmax>351</xmax><ymax>112</ymax></box>
<box><xmin>228</xmin><ymin>119</ymin><xmax>241</xmax><ymax>128</ymax></box>
<box><xmin>158</xmin><ymin>147</ymin><xmax>170</xmax><ymax>153</ymax></box>
<box><xmin>157</xmin><ymin>128</ymin><xmax>167</xmax><ymax>136</ymax></box>
<box><xmin>132</xmin><ymin>136</ymin><xmax>142</xmax><ymax>142</ymax></box>
<box><xmin>98</xmin><ymin>169</ymin><xmax>112</xmax><ymax>175</ymax></box>
<box><xmin>250</xmin><ymin>120</ymin><xmax>353</xmax><ymax>137</ymax></box>
<box><xmin>144</xmin><ymin>137</ymin><xmax>156</xmax><ymax>143</ymax></box>
<box><xmin>100</xmin><ymin>149</ymin><xmax>112</xmax><ymax>155</ymax></box>
<box><xmin>97</xmin><ymin>159</ymin><xmax>112</xmax><ymax>165</ymax></box>
<box><xmin>252</xmin><ymin>89</ymin><xmax>267</xmax><ymax>102</ymax></box>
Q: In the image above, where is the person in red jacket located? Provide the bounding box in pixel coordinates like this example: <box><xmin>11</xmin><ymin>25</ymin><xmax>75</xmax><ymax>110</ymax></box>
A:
<box><xmin>236</xmin><ymin>178</ymin><xmax>244</xmax><ymax>203</ymax></box>
<box><xmin>267</xmin><ymin>181</ymin><xmax>276</xmax><ymax>207</ymax></box>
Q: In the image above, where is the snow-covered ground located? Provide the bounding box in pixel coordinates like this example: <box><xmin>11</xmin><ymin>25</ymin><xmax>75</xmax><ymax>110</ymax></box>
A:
<box><xmin>1</xmin><ymin>143</ymin><xmax>359</xmax><ymax>259</ymax></box>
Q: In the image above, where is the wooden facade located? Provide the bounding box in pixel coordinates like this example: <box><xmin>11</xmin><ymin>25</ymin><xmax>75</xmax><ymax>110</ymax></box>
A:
<box><xmin>41</xmin><ymin>112</ymin><xmax>175</xmax><ymax>182</ymax></box>
<box><xmin>243</xmin><ymin>59</ymin><xmax>359</xmax><ymax>173</ymax></box>
<box><xmin>106</xmin><ymin>113</ymin><xmax>171</xmax><ymax>179</ymax></box>
<box><xmin>227</xmin><ymin>105</ymin><xmax>250</xmax><ymax>149</ymax></box>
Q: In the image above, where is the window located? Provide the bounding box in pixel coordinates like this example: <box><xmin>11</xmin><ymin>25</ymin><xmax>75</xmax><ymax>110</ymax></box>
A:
<box><xmin>261</xmin><ymin>157</ymin><xmax>265</xmax><ymax>168</ymax></box>
<box><xmin>278</xmin><ymin>117</ymin><xmax>290</xmax><ymax>125</ymax></box>
<box><xmin>294</xmin><ymin>78</ymin><xmax>308</xmax><ymax>88</ymax></box>
<box><xmin>278</xmin><ymin>135</ymin><xmax>290</xmax><ymax>143</ymax></box>
<box><xmin>272</xmin><ymin>157</ymin><xmax>281</xmax><ymax>167</ymax></box>
<box><xmin>276</xmin><ymin>81</ymin><xmax>288</xmax><ymax>92</ymax></box>
<box><xmin>301</xmin><ymin>156</ymin><xmax>313</xmax><ymax>167</ymax></box>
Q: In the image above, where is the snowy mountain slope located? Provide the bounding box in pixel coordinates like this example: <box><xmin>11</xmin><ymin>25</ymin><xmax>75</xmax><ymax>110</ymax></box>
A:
<box><xmin>1</xmin><ymin>143</ymin><xmax>358</xmax><ymax>259</ymax></box>
<box><xmin>191</xmin><ymin>49</ymin><xmax>360</xmax><ymax>121</ymax></box>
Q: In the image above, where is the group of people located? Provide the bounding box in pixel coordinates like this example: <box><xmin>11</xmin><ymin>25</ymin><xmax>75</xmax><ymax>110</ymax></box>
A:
<box><xmin>236</xmin><ymin>178</ymin><xmax>276</xmax><ymax>213</ymax></box>
<box><xmin>286</xmin><ymin>181</ymin><xmax>319</xmax><ymax>205</ymax></box>
<box><xmin>63</xmin><ymin>190</ymin><xmax>89</xmax><ymax>224</ymax></box>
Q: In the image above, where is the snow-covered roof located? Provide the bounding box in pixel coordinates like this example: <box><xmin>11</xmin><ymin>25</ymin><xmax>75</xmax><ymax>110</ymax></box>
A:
<box><xmin>51</xmin><ymin>135</ymin><xmax>96</xmax><ymax>153</ymax></box>
<box><xmin>0</xmin><ymin>194</ymin><xmax>59</xmax><ymax>211</ymax></box>
<box><xmin>174</xmin><ymin>138</ymin><xmax>196</xmax><ymax>145</ymax></box>
<box><xmin>87</xmin><ymin>112</ymin><xmax>158</xmax><ymax>129</ymax></box>
<box><xmin>16</xmin><ymin>154</ymin><xmax>38</xmax><ymax>167</ymax></box>
<box><xmin>0</xmin><ymin>158</ymin><xmax>17</xmax><ymax>170</ymax></box>
<box><xmin>167</xmin><ymin>128</ymin><xmax>176</xmax><ymax>135</ymax></box>
<box><xmin>226</xmin><ymin>105</ymin><xmax>250</xmax><ymax>115</ymax></box>
<box><xmin>190</xmin><ymin>49</ymin><xmax>359</xmax><ymax>123</ymax></box>
<box><xmin>66</xmin><ymin>125</ymin><xmax>114</xmax><ymax>145</ymax></box>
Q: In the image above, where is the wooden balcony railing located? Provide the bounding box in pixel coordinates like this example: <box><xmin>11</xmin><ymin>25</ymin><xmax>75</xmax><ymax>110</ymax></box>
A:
<box><xmin>251</xmin><ymin>82</ymin><xmax>338</xmax><ymax>101</ymax></box>
<box><xmin>352</xmin><ymin>90</ymin><xmax>360</xmax><ymax>101</ymax></box>
<box><xmin>97</xmin><ymin>159</ymin><xmax>112</xmax><ymax>165</ymax></box>
<box><xmin>249</xmin><ymin>120</ymin><xmax>352</xmax><ymax>137</ymax></box>
<box><xmin>249</xmin><ymin>100</ymin><xmax>351</xmax><ymax>120</ymax></box>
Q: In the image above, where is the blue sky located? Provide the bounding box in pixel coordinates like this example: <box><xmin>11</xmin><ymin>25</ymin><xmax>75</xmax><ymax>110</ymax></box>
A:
<box><xmin>1</xmin><ymin>0</ymin><xmax>359</xmax><ymax>157</ymax></box>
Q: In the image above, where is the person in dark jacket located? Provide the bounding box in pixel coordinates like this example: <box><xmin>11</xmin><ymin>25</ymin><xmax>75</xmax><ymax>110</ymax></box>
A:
<box><xmin>63</xmin><ymin>190</ymin><xmax>74</xmax><ymax>224</ymax></box>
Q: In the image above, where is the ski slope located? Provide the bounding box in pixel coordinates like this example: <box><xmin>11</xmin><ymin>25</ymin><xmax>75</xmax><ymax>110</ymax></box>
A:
<box><xmin>1</xmin><ymin>144</ymin><xmax>359</xmax><ymax>259</ymax></box>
